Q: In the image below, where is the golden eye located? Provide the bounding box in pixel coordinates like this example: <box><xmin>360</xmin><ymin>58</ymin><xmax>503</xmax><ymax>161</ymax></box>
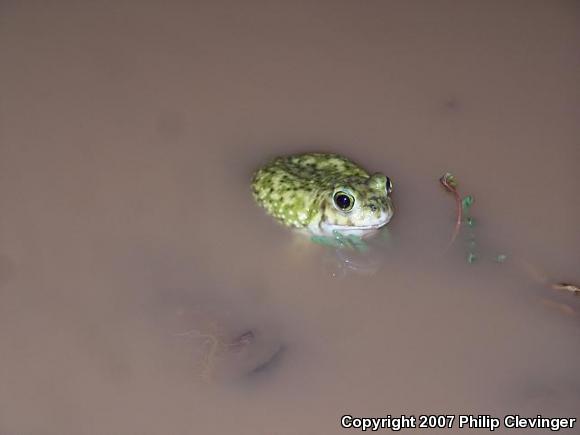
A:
<box><xmin>333</xmin><ymin>191</ymin><xmax>354</xmax><ymax>211</ymax></box>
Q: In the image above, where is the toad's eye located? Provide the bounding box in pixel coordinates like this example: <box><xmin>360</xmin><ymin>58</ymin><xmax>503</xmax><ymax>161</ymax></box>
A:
<box><xmin>333</xmin><ymin>191</ymin><xmax>355</xmax><ymax>211</ymax></box>
<box><xmin>386</xmin><ymin>177</ymin><xmax>393</xmax><ymax>194</ymax></box>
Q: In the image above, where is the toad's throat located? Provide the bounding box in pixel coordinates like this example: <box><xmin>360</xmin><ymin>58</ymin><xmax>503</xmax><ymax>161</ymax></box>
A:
<box><xmin>326</xmin><ymin>223</ymin><xmax>387</xmax><ymax>231</ymax></box>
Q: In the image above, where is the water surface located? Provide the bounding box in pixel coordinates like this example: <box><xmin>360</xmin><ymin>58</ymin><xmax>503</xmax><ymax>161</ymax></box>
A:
<box><xmin>1</xmin><ymin>1</ymin><xmax>579</xmax><ymax>434</ymax></box>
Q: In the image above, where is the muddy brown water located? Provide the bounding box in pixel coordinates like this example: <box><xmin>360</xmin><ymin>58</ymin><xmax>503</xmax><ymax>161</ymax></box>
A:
<box><xmin>1</xmin><ymin>1</ymin><xmax>579</xmax><ymax>434</ymax></box>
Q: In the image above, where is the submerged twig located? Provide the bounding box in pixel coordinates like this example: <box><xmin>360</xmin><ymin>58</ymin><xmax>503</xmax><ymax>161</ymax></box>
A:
<box><xmin>228</xmin><ymin>330</ymin><xmax>255</xmax><ymax>352</ymax></box>
<box><xmin>541</xmin><ymin>299</ymin><xmax>577</xmax><ymax>316</ymax></box>
<box><xmin>551</xmin><ymin>283</ymin><xmax>580</xmax><ymax>296</ymax></box>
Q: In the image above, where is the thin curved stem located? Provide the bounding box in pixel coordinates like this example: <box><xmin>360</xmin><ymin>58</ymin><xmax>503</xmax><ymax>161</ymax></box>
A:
<box><xmin>439</xmin><ymin>173</ymin><xmax>462</xmax><ymax>249</ymax></box>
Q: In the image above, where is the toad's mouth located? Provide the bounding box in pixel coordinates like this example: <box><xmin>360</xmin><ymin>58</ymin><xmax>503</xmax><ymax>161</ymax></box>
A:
<box><xmin>323</xmin><ymin>216</ymin><xmax>393</xmax><ymax>233</ymax></box>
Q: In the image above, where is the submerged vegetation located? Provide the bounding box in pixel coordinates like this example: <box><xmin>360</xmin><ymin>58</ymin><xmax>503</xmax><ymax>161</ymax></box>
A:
<box><xmin>440</xmin><ymin>172</ymin><xmax>507</xmax><ymax>264</ymax></box>
<box><xmin>311</xmin><ymin>229</ymin><xmax>368</xmax><ymax>252</ymax></box>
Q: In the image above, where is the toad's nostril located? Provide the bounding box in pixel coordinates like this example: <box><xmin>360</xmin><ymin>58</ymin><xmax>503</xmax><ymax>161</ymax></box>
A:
<box><xmin>369</xmin><ymin>204</ymin><xmax>377</xmax><ymax>212</ymax></box>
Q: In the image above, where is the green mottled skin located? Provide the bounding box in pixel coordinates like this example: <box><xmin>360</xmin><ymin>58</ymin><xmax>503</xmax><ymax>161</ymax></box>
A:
<box><xmin>251</xmin><ymin>153</ymin><xmax>394</xmax><ymax>236</ymax></box>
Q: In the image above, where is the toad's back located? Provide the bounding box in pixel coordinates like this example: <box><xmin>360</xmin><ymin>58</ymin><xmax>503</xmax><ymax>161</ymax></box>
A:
<box><xmin>251</xmin><ymin>153</ymin><xmax>370</xmax><ymax>229</ymax></box>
